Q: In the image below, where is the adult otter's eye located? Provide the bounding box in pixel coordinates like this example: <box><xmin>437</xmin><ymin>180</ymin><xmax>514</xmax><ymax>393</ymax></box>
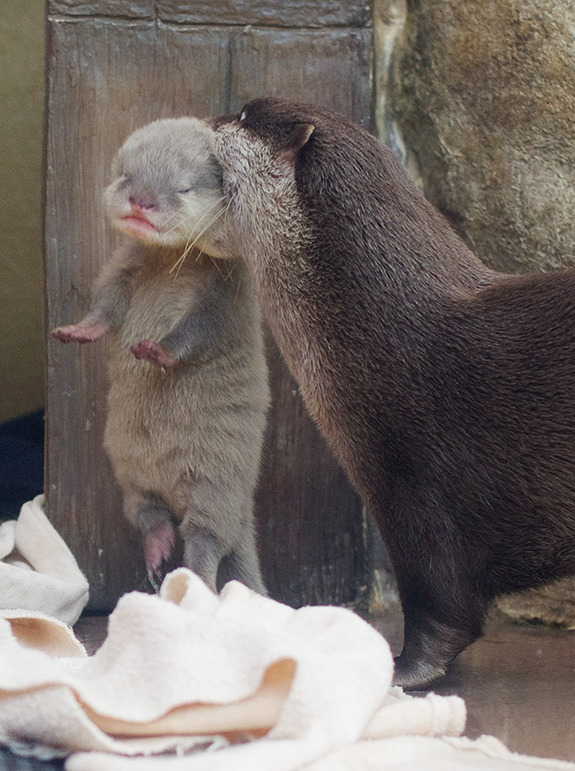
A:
<box><xmin>178</xmin><ymin>187</ymin><xmax>193</xmax><ymax>194</ymax></box>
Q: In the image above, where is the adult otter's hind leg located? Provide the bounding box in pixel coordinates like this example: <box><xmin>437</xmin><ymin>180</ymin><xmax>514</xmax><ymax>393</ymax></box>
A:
<box><xmin>393</xmin><ymin>586</ymin><xmax>485</xmax><ymax>689</ymax></box>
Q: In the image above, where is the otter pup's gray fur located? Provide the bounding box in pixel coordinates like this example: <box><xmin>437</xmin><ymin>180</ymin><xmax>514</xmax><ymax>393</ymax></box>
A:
<box><xmin>201</xmin><ymin>99</ymin><xmax>575</xmax><ymax>688</ymax></box>
<box><xmin>53</xmin><ymin>117</ymin><xmax>269</xmax><ymax>594</ymax></box>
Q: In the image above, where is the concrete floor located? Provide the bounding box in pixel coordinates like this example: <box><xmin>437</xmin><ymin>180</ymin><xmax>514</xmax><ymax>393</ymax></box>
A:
<box><xmin>1</xmin><ymin>610</ymin><xmax>575</xmax><ymax>769</ymax></box>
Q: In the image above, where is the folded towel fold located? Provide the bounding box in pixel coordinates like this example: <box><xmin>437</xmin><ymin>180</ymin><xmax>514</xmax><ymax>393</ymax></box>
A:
<box><xmin>0</xmin><ymin>495</ymin><xmax>89</xmax><ymax>625</ymax></box>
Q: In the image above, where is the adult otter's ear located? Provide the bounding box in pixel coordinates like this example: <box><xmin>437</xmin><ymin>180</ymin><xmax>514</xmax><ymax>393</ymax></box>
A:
<box><xmin>278</xmin><ymin>123</ymin><xmax>315</xmax><ymax>163</ymax></box>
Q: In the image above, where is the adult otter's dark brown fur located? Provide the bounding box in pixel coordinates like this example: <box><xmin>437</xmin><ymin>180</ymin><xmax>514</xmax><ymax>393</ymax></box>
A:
<box><xmin>208</xmin><ymin>98</ymin><xmax>575</xmax><ymax>688</ymax></box>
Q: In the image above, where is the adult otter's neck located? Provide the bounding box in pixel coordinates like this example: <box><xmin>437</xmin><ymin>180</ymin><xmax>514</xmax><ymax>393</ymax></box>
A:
<box><xmin>228</xmin><ymin>129</ymin><xmax>496</xmax><ymax>499</ymax></box>
<box><xmin>299</xmin><ymin>127</ymin><xmax>494</xmax><ymax>300</ymax></box>
<box><xmin>245</xmin><ymin>130</ymin><xmax>493</xmax><ymax>371</ymax></box>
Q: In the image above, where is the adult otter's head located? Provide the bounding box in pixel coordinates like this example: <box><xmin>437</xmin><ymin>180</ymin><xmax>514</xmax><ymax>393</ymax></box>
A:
<box><xmin>211</xmin><ymin>99</ymin><xmax>330</xmax><ymax>261</ymax></box>
<box><xmin>213</xmin><ymin>99</ymin><xmax>316</xmax><ymax>176</ymax></box>
<box><xmin>212</xmin><ymin>98</ymin><xmax>484</xmax><ymax>291</ymax></box>
<box><xmin>210</xmin><ymin>98</ymin><xmax>418</xmax><ymax>253</ymax></box>
<box><xmin>104</xmin><ymin>117</ymin><xmax>226</xmax><ymax>252</ymax></box>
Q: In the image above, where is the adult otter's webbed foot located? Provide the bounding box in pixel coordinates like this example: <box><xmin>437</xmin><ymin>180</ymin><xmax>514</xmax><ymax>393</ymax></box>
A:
<box><xmin>393</xmin><ymin>611</ymin><xmax>483</xmax><ymax>690</ymax></box>
<box><xmin>393</xmin><ymin>652</ymin><xmax>448</xmax><ymax>690</ymax></box>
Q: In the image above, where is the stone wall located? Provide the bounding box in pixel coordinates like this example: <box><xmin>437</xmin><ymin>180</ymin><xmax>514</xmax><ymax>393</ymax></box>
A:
<box><xmin>378</xmin><ymin>0</ymin><xmax>575</xmax><ymax>274</ymax></box>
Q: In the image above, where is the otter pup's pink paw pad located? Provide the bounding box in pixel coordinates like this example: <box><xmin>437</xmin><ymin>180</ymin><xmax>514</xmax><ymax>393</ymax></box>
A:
<box><xmin>131</xmin><ymin>340</ymin><xmax>177</xmax><ymax>368</ymax></box>
<box><xmin>144</xmin><ymin>521</ymin><xmax>176</xmax><ymax>573</ymax></box>
<box><xmin>52</xmin><ymin>322</ymin><xmax>107</xmax><ymax>344</ymax></box>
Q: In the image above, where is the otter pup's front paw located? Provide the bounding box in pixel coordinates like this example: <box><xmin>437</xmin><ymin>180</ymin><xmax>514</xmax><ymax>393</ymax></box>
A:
<box><xmin>52</xmin><ymin>322</ymin><xmax>108</xmax><ymax>344</ymax></box>
<box><xmin>131</xmin><ymin>340</ymin><xmax>177</xmax><ymax>369</ymax></box>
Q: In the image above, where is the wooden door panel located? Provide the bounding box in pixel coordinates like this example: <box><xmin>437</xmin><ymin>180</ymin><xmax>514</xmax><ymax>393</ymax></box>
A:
<box><xmin>45</xmin><ymin>2</ymin><xmax>373</xmax><ymax>610</ymax></box>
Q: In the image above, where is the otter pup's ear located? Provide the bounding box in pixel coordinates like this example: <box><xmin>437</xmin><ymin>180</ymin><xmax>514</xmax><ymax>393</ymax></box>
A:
<box><xmin>278</xmin><ymin>123</ymin><xmax>315</xmax><ymax>163</ymax></box>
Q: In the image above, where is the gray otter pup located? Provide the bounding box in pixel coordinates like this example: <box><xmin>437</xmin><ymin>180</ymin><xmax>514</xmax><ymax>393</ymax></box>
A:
<box><xmin>53</xmin><ymin>117</ymin><xmax>269</xmax><ymax>594</ymax></box>
<box><xmin>205</xmin><ymin>98</ymin><xmax>575</xmax><ymax>687</ymax></box>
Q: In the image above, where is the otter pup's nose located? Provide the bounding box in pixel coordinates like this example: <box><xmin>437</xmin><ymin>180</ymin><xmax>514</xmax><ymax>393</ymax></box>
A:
<box><xmin>129</xmin><ymin>195</ymin><xmax>156</xmax><ymax>211</ymax></box>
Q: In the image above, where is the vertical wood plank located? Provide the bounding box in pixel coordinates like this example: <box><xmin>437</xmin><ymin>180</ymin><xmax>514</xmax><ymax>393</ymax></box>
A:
<box><xmin>225</xmin><ymin>24</ymin><xmax>373</xmax><ymax>606</ymax></box>
<box><xmin>45</xmin><ymin>19</ymin><xmax>232</xmax><ymax>609</ymax></box>
<box><xmin>256</xmin><ymin>342</ymin><xmax>368</xmax><ymax>607</ymax></box>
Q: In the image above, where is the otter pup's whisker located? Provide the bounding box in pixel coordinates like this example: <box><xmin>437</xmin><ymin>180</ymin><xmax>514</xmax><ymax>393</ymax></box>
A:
<box><xmin>170</xmin><ymin>203</ymin><xmax>228</xmax><ymax>276</ymax></box>
<box><xmin>182</xmin><ymin>198</ymin><xmax>228</xmax><ymax>253</ymax></box>
<box><xmin>164</xmin><ymin>194</ymin><xmax>226</xmax><ymax>238</ymax></box>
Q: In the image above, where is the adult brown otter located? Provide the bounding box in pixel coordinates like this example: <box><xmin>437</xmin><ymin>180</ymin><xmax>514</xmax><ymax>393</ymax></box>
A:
<box><xmin>205</xmin><ymin>98</ymin><xmax>575</xmax><ymax>688</ymax></box>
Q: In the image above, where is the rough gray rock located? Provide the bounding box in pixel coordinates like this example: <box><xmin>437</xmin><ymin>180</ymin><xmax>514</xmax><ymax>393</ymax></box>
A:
<box><xmin>390</xmin><ymin>0</ymin><xmax>575</xmax><ymax>274</ymax></box>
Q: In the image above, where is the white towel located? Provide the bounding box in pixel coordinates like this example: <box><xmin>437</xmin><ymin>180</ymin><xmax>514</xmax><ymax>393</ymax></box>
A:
<box><xmin>0</xmin><ymin>495</ymin><xmax>89</xmax><ymax>625</ymax></box>
<box><xmin>0</xmin><ymin>567</ymin><xmax>463</xmax><ymax>768</ymax></box>
<box><xmin>0</xmin><ymin>567</ymin><xmax>571</xmax><ymax>771</ymax></box>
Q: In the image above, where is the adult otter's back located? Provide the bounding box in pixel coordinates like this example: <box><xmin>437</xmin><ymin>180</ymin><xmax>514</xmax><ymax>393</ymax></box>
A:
<box><xmin>209</xmin><ymin>98</ymin><xmax>575</xmax><ymax>688</ymax></box>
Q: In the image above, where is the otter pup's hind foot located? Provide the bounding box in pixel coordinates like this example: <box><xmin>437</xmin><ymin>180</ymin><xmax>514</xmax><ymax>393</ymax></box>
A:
<box><xmin>123</xmin><ymin>489</ymin><xmax>176</xmax><ymax>576</ymax></box>
<box><xmin>144</xmin><ymin>520</ymin><xmax>176</xmax><ymax>574</ymax></box>
<box><xmin>182</xmin><ymin>529</ymin><xmax>227</xmax><ymax>593</ymax></box>
<box><xmin>218</xmin><ymin>535</ymin><xmax>267</xmax><ymax>595</ymax></box>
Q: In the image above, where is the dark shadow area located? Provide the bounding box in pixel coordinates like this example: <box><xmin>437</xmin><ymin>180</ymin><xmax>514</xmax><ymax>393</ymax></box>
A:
<box><xmin>0</xmin><ymin>410</ymin><xmax>44</xmax><ymax>520</ymax></box>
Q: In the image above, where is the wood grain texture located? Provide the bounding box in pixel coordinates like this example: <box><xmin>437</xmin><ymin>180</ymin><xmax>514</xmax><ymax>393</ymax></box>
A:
<box><xmin>229</xmin><ymin>26</ymin><xmax>372</xmax><ymax>125</ymax></box>
<box><xmin>48</xmin><ymin>0</ymin><xmax>154</xmax><ymax>18</ymax></box>
<box><xmin>45</xmin><ymin>12</ymin><xmax>373</xmax><ymax>610</ymax></box>
<box><xmin>256</xmin><ymin>340</ymin><xmax>368</xmax><ymax>608</ymax></box>
<box><xmin>158</xmin><ymin>0</ymin><xmax>372</xmax><ymax>28</ymax></box>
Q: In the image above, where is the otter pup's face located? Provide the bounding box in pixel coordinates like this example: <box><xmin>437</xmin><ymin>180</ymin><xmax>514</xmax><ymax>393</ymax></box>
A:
<box><xmin>105</xmin><ymin>117</ymin><xmax>225</xmax><ymax>251</ymax></box>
